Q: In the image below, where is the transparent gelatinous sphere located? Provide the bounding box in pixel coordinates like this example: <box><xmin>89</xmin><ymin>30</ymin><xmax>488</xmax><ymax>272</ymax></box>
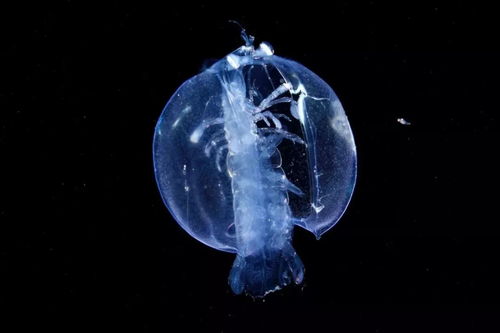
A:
<box><xmin>153</xmin><ymin>38</ymin><xmax>356</xmax><ymax>296</ymax></box>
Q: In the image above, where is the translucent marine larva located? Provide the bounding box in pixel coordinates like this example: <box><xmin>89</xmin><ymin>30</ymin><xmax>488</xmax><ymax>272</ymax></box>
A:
<box><xmin>153</xmin><ymin>31</ymin><xmax>357</xmax><ymax>297</ymax></box>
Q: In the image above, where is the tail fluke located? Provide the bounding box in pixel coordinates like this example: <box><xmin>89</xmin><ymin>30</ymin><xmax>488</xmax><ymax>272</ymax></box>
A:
<box><xmin>228</xmin><ymin>243</ymin><xmax>304</xmax><ymax>297</ymax></box>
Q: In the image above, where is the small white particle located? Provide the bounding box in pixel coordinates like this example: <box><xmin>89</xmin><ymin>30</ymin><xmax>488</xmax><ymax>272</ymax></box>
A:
<box><xmin>397</xmin><ymin>118</ymin><xmax>412</xmax><ymax>126</ymax></box>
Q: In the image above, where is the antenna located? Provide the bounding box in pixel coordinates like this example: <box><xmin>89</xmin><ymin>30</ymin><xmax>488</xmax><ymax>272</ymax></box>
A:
<box><xmin>228</xmin><ymin>20</ymin><xmax>255</xmax><ymax>47</ymax></box>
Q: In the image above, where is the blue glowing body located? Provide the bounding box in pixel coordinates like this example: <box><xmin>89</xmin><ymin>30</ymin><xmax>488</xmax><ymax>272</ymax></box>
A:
<box><xmin>153</xmin><ymin>39</ymin><xmax>356</xmax><ymax>296</ymax></box>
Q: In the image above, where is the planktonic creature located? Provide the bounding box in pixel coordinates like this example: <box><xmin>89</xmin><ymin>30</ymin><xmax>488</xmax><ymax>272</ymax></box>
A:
<box><xmin>153</xmin><ymin>30</ymin><xmax>357</xmax><ymax>297</ymax></box>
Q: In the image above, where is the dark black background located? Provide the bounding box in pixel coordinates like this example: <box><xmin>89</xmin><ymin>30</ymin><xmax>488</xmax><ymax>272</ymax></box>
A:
<box><xmin>1</xmin><ymin>1</ymin><xmax>499</xmax><ymax>332</ymax></box>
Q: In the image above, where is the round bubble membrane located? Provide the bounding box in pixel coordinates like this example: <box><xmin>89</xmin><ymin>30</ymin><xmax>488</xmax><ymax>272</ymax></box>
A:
<box><xmin>153</xmin><ymin>37</ymin><xmax>356</xmax><ymax>296</ymax></box>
